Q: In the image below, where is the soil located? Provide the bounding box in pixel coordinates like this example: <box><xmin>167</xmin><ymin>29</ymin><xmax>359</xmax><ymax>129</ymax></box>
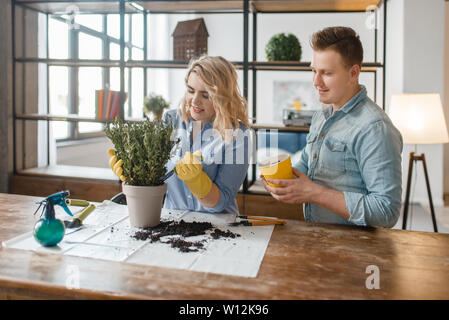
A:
<box><xmin>132</xmin><ymin>218</ymin><xmax>240</xmax><ymax>253</ymax></box>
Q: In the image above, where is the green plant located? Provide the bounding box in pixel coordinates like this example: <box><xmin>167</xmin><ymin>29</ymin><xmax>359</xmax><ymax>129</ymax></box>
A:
<box><xmin>265</xmin><ymin>33</ymin><xmax>302</xmax><ymax>61</ymax></box>
<box><xmin>144</xmin><ymin>93</ymin><xmax>170</xmax><ymax>116</ymax></box>
<box><xmin>105</xmin><ymin>117</ymin><xmax>176</xmax><ymax>186</ymax></box>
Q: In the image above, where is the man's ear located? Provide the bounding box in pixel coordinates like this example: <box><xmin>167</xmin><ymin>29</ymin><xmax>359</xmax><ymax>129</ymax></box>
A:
<box><xmin>349</xmin><ymin>64</ymin><xmax>360</xmax><ymax>82</ymax></box>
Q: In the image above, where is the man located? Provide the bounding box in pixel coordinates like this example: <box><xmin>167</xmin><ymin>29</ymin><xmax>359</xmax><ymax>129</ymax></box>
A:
<box><xmin>263</xmin><ymin>26</ymin><xmax>403</xmax><ymax>228</ymax></box>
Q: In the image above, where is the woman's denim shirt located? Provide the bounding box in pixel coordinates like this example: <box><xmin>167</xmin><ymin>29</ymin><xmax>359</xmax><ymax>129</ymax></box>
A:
<box><xmin>295</xmin><ymin>85</ymin><xmax>403</xmax><ymax>228</ymax></box>
<box><xmin>162</xmin><ymin>109</ymin><xmax>250</xmax><ymax>215</ymax></box>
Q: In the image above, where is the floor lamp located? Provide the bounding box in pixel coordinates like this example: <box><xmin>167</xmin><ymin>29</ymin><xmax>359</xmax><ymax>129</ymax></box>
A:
<box><xmin>389</xmin><ymin>94</ymin><xmax>449</xmax><ymax>233</ymax></box>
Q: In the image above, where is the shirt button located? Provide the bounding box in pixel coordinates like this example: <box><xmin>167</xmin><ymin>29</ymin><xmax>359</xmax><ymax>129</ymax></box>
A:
<box><xmin>321</xmin><ymin>132</ymin><xmax>325</xmax><ymax>137</ymax></box>
<box><xmin>313</xmin><ymin>153</ymin><xmax>317</xmax><ymax>159</ymax></box>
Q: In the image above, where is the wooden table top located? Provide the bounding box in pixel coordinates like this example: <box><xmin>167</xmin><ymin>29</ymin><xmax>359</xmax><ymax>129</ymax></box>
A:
<box><xmin>1</xmin><ymin>193</ymin><xmax>448</xmax><ymax>300</ymax></box>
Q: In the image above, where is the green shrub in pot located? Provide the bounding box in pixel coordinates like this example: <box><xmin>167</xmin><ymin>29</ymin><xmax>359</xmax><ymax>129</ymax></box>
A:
<box><xmin>105</xmin><ymin>117</ymin><xmax>177</xmax><ymax>228</ymax></box>
<box><xmin>265</xmin><ymin>33</ymin><xmax>302</xmax><ymax>62</ymax></box>
<box><xmin>143</xmin><ymin>93</ymin><xmax>170</xmax><ymax>120</ymax></box>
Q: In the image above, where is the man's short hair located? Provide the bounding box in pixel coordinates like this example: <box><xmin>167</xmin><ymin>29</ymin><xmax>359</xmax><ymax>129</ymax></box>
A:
<box><xmin>310</xmin><ymin>26</ymin><xmax>363</xmax><ymax>69</ymax></box>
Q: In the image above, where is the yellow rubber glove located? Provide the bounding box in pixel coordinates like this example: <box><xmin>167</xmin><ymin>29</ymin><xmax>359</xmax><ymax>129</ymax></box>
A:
<box><xmin>107</xmin><ymin>149</ymin><xmax>126</xmax><ymax>182</ymax></box>
<box><xmin>175</xmin><ymin>151</ymin><xmax>212</xmax><ymax>199</ymax></box>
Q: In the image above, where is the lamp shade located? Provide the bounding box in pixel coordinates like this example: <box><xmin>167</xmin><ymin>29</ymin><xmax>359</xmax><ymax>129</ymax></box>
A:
<box><xmin>388</xmin><ymin>93</ymin><xmax>449</xmax><ymax>144</ymax></box>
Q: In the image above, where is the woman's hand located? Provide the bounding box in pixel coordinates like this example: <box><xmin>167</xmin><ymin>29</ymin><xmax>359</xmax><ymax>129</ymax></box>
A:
<box><xmin>107</xmin><ymin>149</ymin><xmax>126</xmax><ymax>182</ymax></box>
<box><xmin>175</xmin><ymin>150</ymin><xmax>203</xmax><ymax>182</ymax></box>
<box><xmin>175</xmin><ymin>151</ymin><xmax>213</xmax><ymax>199</ymax></box>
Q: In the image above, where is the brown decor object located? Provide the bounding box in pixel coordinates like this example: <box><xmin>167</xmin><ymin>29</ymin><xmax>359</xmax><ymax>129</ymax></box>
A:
<box><xmin>172</xmin><ymin>18</ymin><xmax>209</xmax><ymax>61</ymax></box>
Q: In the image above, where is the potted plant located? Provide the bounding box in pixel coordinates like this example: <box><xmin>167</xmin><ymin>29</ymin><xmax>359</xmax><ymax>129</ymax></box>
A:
<box><xmin>143</xmin><ymin>93</ymin><xmax>170</xmax><ymax>120</ymax></box>
<box><xmin>105</xmin><ymin>117</ymin><xmax>176</xmax><ymax>228</ymax></box>
<box><xmin>265</xmin><ymin>33</ymin><xmax>302</xmax><ymax>62</ymax></box>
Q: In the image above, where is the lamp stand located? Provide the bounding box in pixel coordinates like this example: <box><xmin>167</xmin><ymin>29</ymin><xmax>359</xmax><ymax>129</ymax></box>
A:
<box><xmin>402</xmin><ymin>152</ymin><xmax>438</xmax><ymax>232</ymax></box>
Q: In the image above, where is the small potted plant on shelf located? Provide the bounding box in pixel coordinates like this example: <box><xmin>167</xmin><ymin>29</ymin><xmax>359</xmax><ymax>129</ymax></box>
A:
<box><xmin>143</xmin><ymin>93</ymin><xmax>170</xmax><ymax>120</ymax></box>
<box><xmin>265</xmin><ymin>33</ymin><xmax>302</xmax><ymax>62</ymax></box>
<box><xmin>105</xmin><ymin>117</ymin><xmax>176</xmax><ymax>228</ymax></box>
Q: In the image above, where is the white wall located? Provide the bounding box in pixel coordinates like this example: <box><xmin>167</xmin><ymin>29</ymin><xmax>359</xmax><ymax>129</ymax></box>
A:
<box><xmin>444</xmin><ymin>2</ymin><xmax>449</xmax><ymax>198</ymax></box>
<box><xmin>397</xmin><ymin>0</ymin><xmax>446</xmax><ymax>207</ymax></box>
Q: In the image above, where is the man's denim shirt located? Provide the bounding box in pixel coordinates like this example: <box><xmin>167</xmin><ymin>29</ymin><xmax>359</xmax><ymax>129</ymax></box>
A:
<box><xmin>294</xmin><ymin>85</ymin><xmax>403</xmax><ymax>228</ymax></box>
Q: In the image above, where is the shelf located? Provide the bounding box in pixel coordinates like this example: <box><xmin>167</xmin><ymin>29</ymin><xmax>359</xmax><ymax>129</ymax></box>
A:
<box><xmin>15</xmin><ymin>58</ymin><xmax>380</xmax><ymax>72</ymax></box>
<box><xmin>15</xmin><ymin>58</ymin><xmax>122</xmax><ymax>68</ymax></box>
<box><xmin>252</xmin><ymin>123</ymin><xmax>309</xmax><ymax>132</ymax></box>
<box><xmin>136</xmin><ymin>1</ymin><xmax>243</xmax><ymax>13</ymax></box>
<box><xmin>16</xmin><ymin>115</ymin><xmax>311</xmax><ymax>133</ymax></box>
<box><xmin>14</xmin><ymin>58</ymin><xmax>245</xmax><ymax>69</ymax></box>
<box><xmin>17</xmin><ymin>165</ymin><xmax>118</xmax><ymax>182</ymax></box>
<box><xmin>15</xmin><ymin>0</ymin><xmax>141</xmax><ymax>14</ymax></box>
<box><xmin>16</xmin><ymin>0</ymin><xmax>382</xmax><ymax>14</ymax></box>
<box><xmin>252</xmin><ymin>61</ymin><xmax>382</xmax><ymax>72</ymax></box>
<box><xmin>251</xmin><ymin>0</ymin><xmax>382</xmax><ymax>13</ymax></box>
<box><xmin>16</xmin><ymin>0</ymin><xmax>243</xmax><ymax>14</ymax></box>
<box><xmin>15</xmin><ymin>113</ymin><xmax>145</xmax><ymax>123</ymax></box>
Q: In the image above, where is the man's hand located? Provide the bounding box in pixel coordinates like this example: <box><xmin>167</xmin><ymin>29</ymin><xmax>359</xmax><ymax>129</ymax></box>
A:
<box><xmin>262</xmin><ymin>168</ymin><xmax>350</xmax><ymax>219</ymax></box>
<box><xmin>108</xmin><ymin>149</ymin><xmax>126</xmax><ymax>182</ymax></box>
<box><xmin>261</xmin><ymin>168</ymin><xmax>318</xmax><ymax>205</ymax></box>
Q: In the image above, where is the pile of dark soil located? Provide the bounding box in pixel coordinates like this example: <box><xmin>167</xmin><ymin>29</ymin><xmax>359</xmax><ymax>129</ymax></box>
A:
<box><xmin>132</xmin><ymin>219</ymin><xmax>240</xmax><ymax>253</ymax></box>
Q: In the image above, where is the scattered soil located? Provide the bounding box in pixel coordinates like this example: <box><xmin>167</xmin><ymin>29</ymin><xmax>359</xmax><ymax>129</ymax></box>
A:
<box><xmin>211</xmin><ymin>228</ymin><xmax>239</xmax><ymax>239</ymax></box>
<box><xmin>163</xmin><ymin>238</ymin><xmax>205</xmax><ymax>253</ymax></box>
<box><xmin>132</xmin><ymin>218</ymin><xmax>240</xmax><ymax>253</ymax></box>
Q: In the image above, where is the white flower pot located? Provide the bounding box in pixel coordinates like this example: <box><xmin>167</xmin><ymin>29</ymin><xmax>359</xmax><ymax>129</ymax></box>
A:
<box><xmin>122</xmin><ymin>182</ymin><xmax>167</xmax><ymax>228</ymax></box>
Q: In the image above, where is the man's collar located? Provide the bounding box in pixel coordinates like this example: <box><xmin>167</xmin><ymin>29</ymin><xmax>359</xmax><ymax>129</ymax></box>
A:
<box><xmin>340</xmin><ymin>85</ymin><xmax>367</xmax><ymax>114</ymax></box>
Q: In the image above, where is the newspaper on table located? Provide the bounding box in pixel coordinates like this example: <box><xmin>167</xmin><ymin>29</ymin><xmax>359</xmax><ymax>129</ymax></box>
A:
<box><xmin>3</xmin><ymin>201</ymin><xmax>275</xmax><ymax>278</ymax></box>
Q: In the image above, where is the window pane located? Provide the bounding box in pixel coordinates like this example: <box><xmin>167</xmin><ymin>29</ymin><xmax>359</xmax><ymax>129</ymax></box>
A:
<box><xmin>132</xmin><ymin>48</ymin><xmax>144</xmax><ymax>60</ymax></box>
<box><xmin>131</xmin><ymin>68</ymin><xmax>144</xmax><ymax>118</ymax></box>
<box><xmin>49</xmin><ymin>66</ymin><xmax>69</xmax><ymax>139</ymax></box>
<box><xmin>75</xmin><ymin>14</ymin><xmax>103</xmax><ymax>32</ymax></box>
<box><xmin>110</xmin><ymin>43</ymin><xmax>129</xmax><ymax>60</ymax></box>
<box><xmin>107</xmin><ymin>14</ymin><xmax>120</xmax><ymax>39</ymax></box>
<box><xmin>78</xmin><ymin>68</ymin><xmax>103</xmax><ymax>133</ymax></box>
<box><xmin>79</xmin><ymin>32</ymin><xmax>102</xmax><ymax>59</ymax></box>
<box><xmin>131</xmin><ymin>13</ymin><xmax>144</xmax><ymax>48</ymax></box>
<box><xmin>107</xmin><ymin>14</ymin><xmax>129</xmax><ymax>42</ymax></box>
<box><xmin>48</xmin><ymin>18</ymin><xmax>68</xmax><ymax>59</ymax></box>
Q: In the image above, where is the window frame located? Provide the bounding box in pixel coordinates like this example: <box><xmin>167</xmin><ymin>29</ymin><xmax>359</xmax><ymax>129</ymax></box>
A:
<box><xmin>49</xmin><ymin>13</ymin><xmax>144</xmax><ymax>142</ymax></box>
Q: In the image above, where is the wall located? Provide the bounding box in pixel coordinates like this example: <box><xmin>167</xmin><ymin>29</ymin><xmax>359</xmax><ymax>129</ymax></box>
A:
<box><xmin>444</xmin><ymin>1</ymin><xmax>449</xmax><ymax>198</ymax></box>
<box><xmin>13</xmin><ymin>6</ymin><xmax>40</xmax><ymax>171</ymax></box>
<box><xmin>399</xmin><ymin>0</ymin><xmax>446</xmax><ymax>207</ymax></box>
<box><xmin>0</xmin><ymin>0</ymin><xmax>13</xmax><ymax>193</ymax></box>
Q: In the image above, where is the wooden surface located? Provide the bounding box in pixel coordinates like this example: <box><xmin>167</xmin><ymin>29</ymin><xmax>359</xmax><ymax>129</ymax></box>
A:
<box><xmin>1</xmin><ymin>193</ymin><xmax>449</xmax><ymax>299</ymax></box>
<box><xmin>10</xmin><ymin>174</ymin><xmax>121</xmax><ymax>202</ymax></box>
<box><xmin>16</xmin><ymin>0</ymin><xmax>382</xmax><ymax>14</ymax></box>
<box><xmin>9</xmin><ymin>174</ymin><xmax>293</xmax><ymax>219</ymax></box>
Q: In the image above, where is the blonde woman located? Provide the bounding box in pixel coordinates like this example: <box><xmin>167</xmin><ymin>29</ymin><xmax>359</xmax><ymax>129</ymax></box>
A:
<box><xmin>110</xmin><ymin>55</ymin><xmax>251</xmax><ymax>214</ymax></box>
<box><xmin>164</xmin><ymin>55</ymin><xmax>250</xmax><ymax>214</ymax></box>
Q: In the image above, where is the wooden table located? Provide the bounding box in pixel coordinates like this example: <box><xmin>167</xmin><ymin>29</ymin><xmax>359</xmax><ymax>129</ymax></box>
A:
<box><xmin>1</xmin><ymin>193</ymin><xmax>448</xmax><ymax>300</ymax></box>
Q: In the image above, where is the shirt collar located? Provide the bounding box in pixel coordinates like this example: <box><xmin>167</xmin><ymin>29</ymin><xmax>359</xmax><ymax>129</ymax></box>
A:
<box><xmin>340</xmin><ymin>85</ymin><xmax>367</xmax><ymax>114</ymax></box>
<box><xmin>186</xmin><ymin>119</ymin><xmax>213</xmax><ymax>133</ymax></box>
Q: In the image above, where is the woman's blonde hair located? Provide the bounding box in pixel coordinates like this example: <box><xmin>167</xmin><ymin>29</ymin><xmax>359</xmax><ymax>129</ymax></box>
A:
<box><xmin>180</xmin><ymin>55</ymin><xmax>250</xmax><ymax>142</ymax></box>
